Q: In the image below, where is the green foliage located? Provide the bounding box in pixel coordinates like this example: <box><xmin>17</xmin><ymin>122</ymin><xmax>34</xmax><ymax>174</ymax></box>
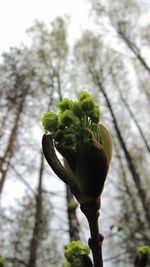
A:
<box><xmin>0</xmin><ymin>257</ymin><xmax>7</xmax><ymax>264</ymax></box>
<box><xmin>42</xmin><ymin>91</ymin><xmax>101</xmax><ymax>153</ymax></box>
<box><xmin>63</xmin><ymin>240</ymin><xmax>90</xmax><ymax>267</ymax></box>
<box><xmin>138</xmin><ymin>246</ymin><xmax>150</xmax><ymax>255</ymax></box>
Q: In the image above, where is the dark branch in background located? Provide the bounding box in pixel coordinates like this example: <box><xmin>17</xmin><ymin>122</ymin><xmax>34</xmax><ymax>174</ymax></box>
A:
<box><xmin>114</xmin><ymin>141</ymin><xmax>146</xmax><ymax>231</ymax></box>
<box><xmin>119</xmin><ymin>92</ymin><xmax>150</xmax><ymax>154</ymax></box>
<box><xmin>10</xmin><ymin>163</ymin><xmax>36</xmax><ymax>196</ymax></box>
<box><xmin>109</xmin><ymin>63</ymin><xmax>150</xmax><ymax>155</ymax></box>
<box><xmin>0</xmin><ymin>102</ymin><xmax>14</xmax><ymax>139</ymax></box>
<box><xmin>104</xmin><ymin>250</ymin><xmax>129</xmax><ymax>262</ymax></box>
<box><xmin>98</xmin><ymin>81</ymin><xmax>150</xmax><ymax>225</ymax></box>
<box><xmin>117</xmin><ymin>27</ymin><xmax>150</xmax><ymax>76</ymax></box>
<box><xmin>107</xmin><ymin>1</ymin><xmax>150</xmax><ymax>76</ymax></box>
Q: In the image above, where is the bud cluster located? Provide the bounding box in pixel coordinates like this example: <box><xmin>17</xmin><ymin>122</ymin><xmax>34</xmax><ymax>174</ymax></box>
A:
<box><xmin>42</xmin><ymin>91</ymin><xmax>112</xmax><ymax>201</ymax></box>
<box><xmin>42</xmin><ymin>91</ymin><xmax>101</xmax><ymax>154</ymax></box>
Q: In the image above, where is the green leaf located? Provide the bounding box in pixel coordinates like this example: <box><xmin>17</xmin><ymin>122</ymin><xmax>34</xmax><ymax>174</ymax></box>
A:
<box><xmin>98</xmin><ymin>123</ymin><xmax>113</xmax><ymax>165</ymax></box>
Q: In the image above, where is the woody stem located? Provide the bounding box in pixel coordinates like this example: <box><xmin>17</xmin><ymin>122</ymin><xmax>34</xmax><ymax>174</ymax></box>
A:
<box><xmin>80</xmin><ymin>198</ymin><xmax>104</xmax><ymax>267</ymax></box>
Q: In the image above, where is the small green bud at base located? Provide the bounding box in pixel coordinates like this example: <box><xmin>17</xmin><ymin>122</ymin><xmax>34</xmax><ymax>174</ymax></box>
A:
<box><xmin>64</xmin><ymin>240</ymin><xmax>90</xmax><ymax>267</ymax></box>
<box><xmin>138</xmin><ymin>246</ymin><xmax>150</xmax><ymax>255</ymax></box>
<box><xmin>0</xmin><ymin>257</ymin><xmax>7</xmax><ymax>265</ymax></box>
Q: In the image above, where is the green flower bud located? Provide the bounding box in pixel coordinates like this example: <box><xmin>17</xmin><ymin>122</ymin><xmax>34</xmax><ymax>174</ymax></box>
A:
<box><xmin>62</xmin><ymin>134</ymin><xmax>76</xmax><ymax>146</ymax></box>
<box><xmin>56</xmin><ymin>98</ymin><xmax>73</xmax><ymax>111</ymax></box>
<box><xmin>79</xmin><ymin>91</ymin><xmax>91</xmax><ymax>101</ymax></box>
<box><xmin>58</xmin><ymin>110</ymin><xmax>80</xmax><ymax>127</ymax></box>
<box><xmin>42</xmin><ymin>112</ymin><xmax>58</xmax><ymax>132</ymax></box>
<box><xmin>81</xmin><ymin>97</ymin><xmax>95</xmax><ymax>112</ymax></box>
<box><xmin>53</xmin><ymin>129</ymin><xmax>64</xmax><ymax>142</ymax></box>
<box><xmin>89</xmin><ymin>107</ymin><xmax>100</xmax><ymax>123</ymax></box>
<box><xmin>65</xmin><ymin>124</ymin><xmax>80</xmax><ymax>136</ymax></box>
<box><xmin>72</xmin><ymin>101</ymin><xmax>82</xmax><ymax>118</ymax></box>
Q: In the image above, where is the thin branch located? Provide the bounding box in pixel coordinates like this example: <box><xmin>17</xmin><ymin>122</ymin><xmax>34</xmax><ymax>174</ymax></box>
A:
<box><xmin>10</xmin><ymin>164</ymin><xmax>36</xmax><ymax>196</ymax></box>
<box><xmin>80</xmin><ymin>198</ymin><xmax>103</xmax><ymax>267</ymax></box>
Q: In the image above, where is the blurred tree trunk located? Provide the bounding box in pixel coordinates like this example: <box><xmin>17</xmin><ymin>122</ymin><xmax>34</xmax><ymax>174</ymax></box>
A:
<box><xmin>27</xmin><ymin>152</ymin><xmax>44</xmax><ymax>267</ymax></box>
<box><xmin>114</xmin><ymin>141</ymin><xmax>148</xmax><ymax>240</ymax></box>
<box><xmin>0</xmin><ymin>101</ymin><xmax>13</xmax><ymax>139</ymax></box>
<box><xmin>0</xmin><ymin>91</ymin><xmax>27</xmax><ymax>194</ymax></box>
<box><xmin>97</xmin><ymin>79</ymin><xmax>150</xmax><ymax>225</ymax></box>
<box><xmin>119</xmin><ymin>91</ymin><xmax>150</xmax><ymax>154</ymax></box>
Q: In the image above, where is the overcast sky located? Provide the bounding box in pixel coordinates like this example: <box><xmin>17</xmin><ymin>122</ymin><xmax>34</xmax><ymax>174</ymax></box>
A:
<box><xmin>0</xmin><ymin>0</ymin><xmax>92</xmax><ymax>56</ymax></box>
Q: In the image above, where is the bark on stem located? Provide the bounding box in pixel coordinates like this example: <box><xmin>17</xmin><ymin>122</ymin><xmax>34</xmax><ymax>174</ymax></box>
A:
<box><xmin>80</xmin><ymin>198</ymin><xmax>103</xmax><ymax>267</ymax></box>
<box><xmin>134</xmin><ymin>252</ymin><xmax>148</xmax><ymax>267</ymax></box>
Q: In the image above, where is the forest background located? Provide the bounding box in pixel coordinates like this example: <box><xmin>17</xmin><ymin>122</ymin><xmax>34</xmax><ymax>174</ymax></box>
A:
<box><xmin>0</xmin><ymin>0</ymin><xmax>150</xmax><ymax>267</ymax></box>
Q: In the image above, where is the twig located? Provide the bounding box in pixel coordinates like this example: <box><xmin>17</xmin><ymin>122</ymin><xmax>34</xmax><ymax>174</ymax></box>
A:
<box><xmin>80</xmin><ymin>198</ymin><xmax>104</xmax><ymax>267</ymax></box>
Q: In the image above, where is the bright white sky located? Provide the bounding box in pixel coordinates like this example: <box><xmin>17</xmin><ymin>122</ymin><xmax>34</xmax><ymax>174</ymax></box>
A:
<box><xmin>0</xmin><ymin>0</ymin><xmax>92</xmax><ymax>56</ymax></box>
